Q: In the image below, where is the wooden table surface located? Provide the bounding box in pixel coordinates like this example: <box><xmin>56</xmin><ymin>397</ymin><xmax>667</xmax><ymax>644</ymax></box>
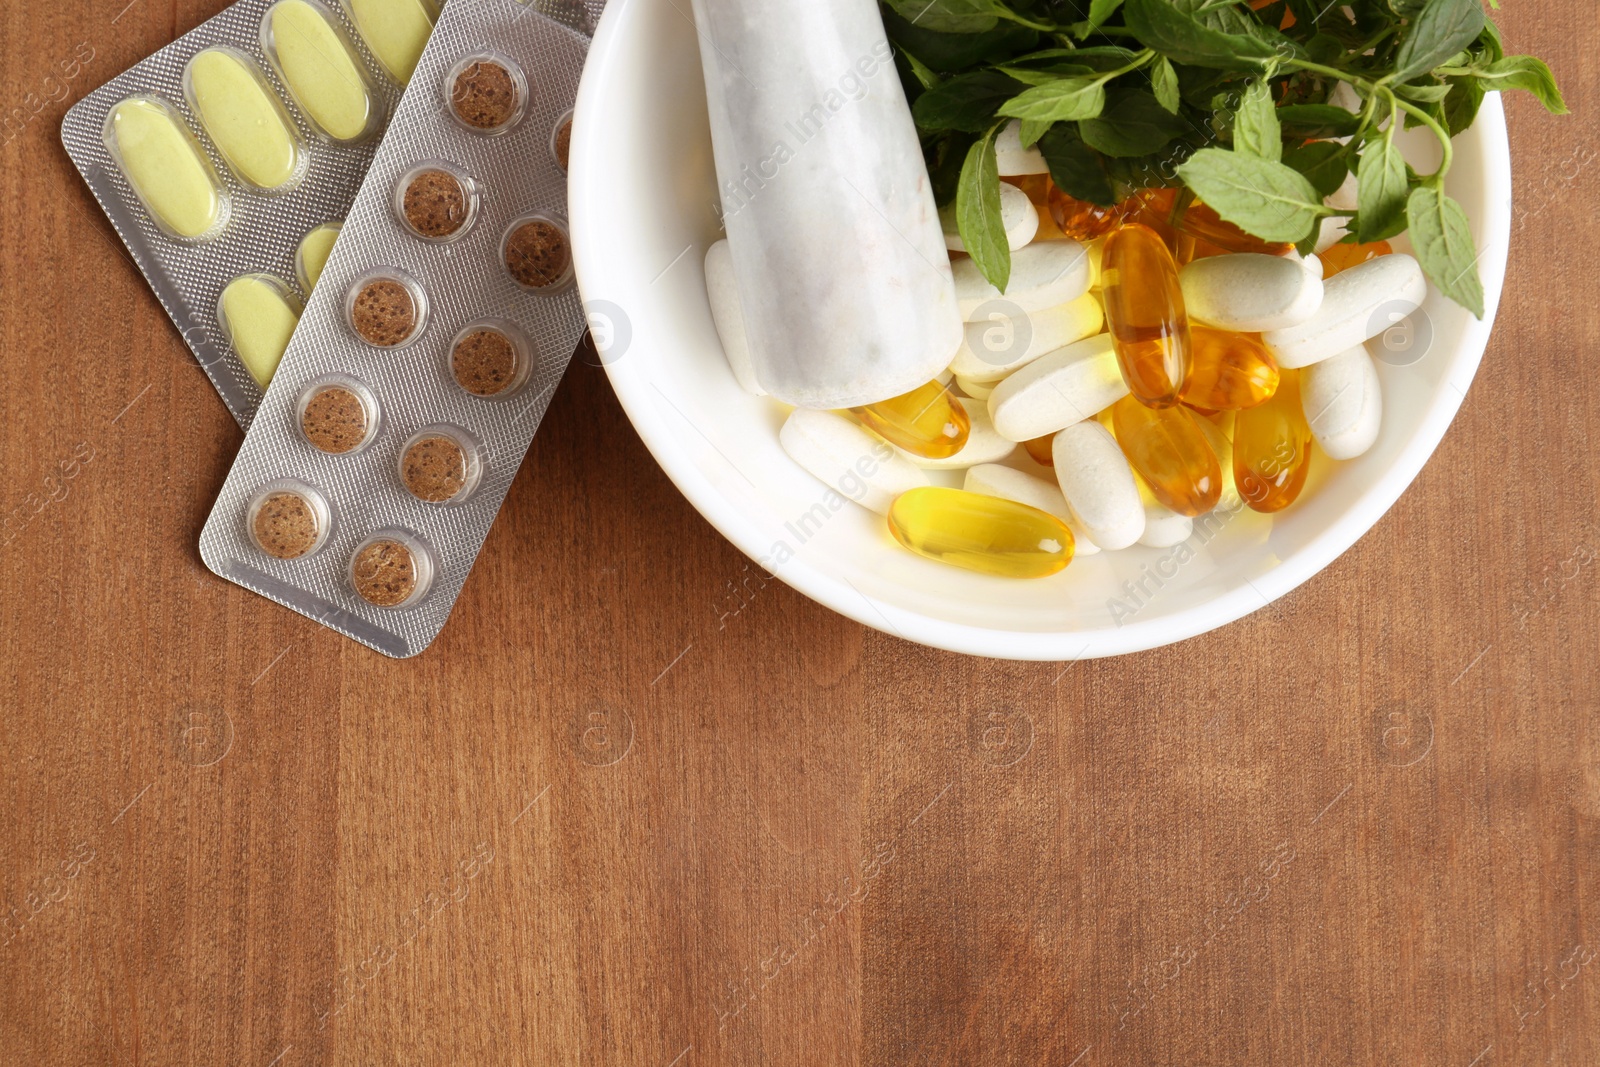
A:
<box><xmin>2</xmin><ymin>4</ymin><xmax>1597</xmax><ymax>1065</ymax></box>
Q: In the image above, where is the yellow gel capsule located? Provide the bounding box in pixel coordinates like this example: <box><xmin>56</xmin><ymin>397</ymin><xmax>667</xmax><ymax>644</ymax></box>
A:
<box><xmin>851</xmin><ymin>379</ymin><xmax>971</xmax><ymax>459</ymax></box>
<box><xmin>103</xmin><ymin>96</ymin><xmax>227</xmax><ymax>241</ymax></box>
<box><xmin>1102</xmin><ymin>223</ymin><xmax>1191</xmax><ymax>409</ymax></box>
<box><xmin>1179</xmin><ymin>326</ymin><xmax>1280</xmax><ymax>411</ymax></box>
<box><xmin>888</xmin><ymin>487</ymin><xmax>1074</xmax><ymax>579</ymax></box>
<box><xmin>1046</xmin><ymin>185</ymin><xmax>1127</xmax><ymax>241</ymax></box>
<box><xmin>343</xmin><ymin>0</ymin><xmax>438</xmax><ymax>85</ymax></box>
<box><xmin>1320</xmin><ymin>239</ymin><xmax>1392</xmax><ymax>278</ymax></box>
<box><xmin>295</xmin><ymin>221</ymin><xmax>341</xmax><ymax>293</ymax></box>
<box><xmin>219</xmin><ymin>275</ymin><xmax>302</xmax><ymax>388</ymax></box>
<box><xmin>265</xmin><ymin>0</ymin><xmax>377</xmax><ymax>142</ymax></box>
<box><xmin>1110</xmin><ymin>395</ymin><xmax>1221</xmax><ymax>517</ymax></box>
<box><xmin>1233</xmin><ymin>370</ymin><xmax>1314</xmax><ymax>513</ymax></box>
<box><xmin>185</xmin><ymin>48</ymin><xmax>303</xmax><ymax>191</ymax></box>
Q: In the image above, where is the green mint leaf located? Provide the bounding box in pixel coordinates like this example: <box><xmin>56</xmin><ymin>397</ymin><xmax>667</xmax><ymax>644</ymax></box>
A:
<box><xmin>883</xmin><ymin>0</ymin><xmax>1001</xmax><ymax>35</ymax></box>
<box><xmin>881</xmin><ymin>11</ymin><xmax>1040</xmax><ymax>73</ymax></box>
<box><xmin>957</xmin><ymin>128</ymin><xmax>1012</xmax><ymax>292</ymax></box>
<box><xmin>912</xmin><ymin>71</ymin><xmax>1026</xmax><ymax>132</ymax></box>
<box><xmin>1176</xmin><ymin>148</ymin><xmax>1326</xmax><ymax>243</ymax></box>
<box><xmin>929</xmin><ymin>130</ymin><xmax>979</xmax><ymax>206</ymax></box>
<box><xmin>1006</xmin><ymin>47</ymin><xmax>1141</xmax><ymax>71</ymax></box>
<box><xmin>1476</xmin><ymin>55</ymin><xmax>1569</xmax><ymax>114</ymax></box>
<box><xmin>1284</xmin><ymin>0</ymin><xmax>1329</xmax><ymax>27</ymax></box>
<box><xmin>1079</xmin><ymin>89</ymin><xmax>1189</xmax><ymax>158</ymax></box>
<box><xmin>1233</xmin><ymin>77</ymin><xmax>1282</xmax><ymax>162</ymax></box>
<box><xmin>1296</xmin><ymin>218</ymin><xmax>1323</xmax><ymax>258</ymax></box>
<box><xmin>1393</xmin><ymin>0</ymin><xmax>1486</xmax><ymax>84</ymax></box>
<box><xmin>1283</xmin><ymin>140</ymin><xmax>1349</xmax><ymax>198</ymax></box>
<box><xmin>995</xmin><ymin>64</ymin><xmax>1096</xmax><ymax>86</ymax></box>
<box><xmin>1151</xmin><ymin>57</ymin><xmax>1181</xmax><ymax>114</ymax></box>
<box><xmin>1442</xmin><ymin>77</ymin><xmax>1486</xmax><ymax>136</ymax></box>
<box><xmin>1406</xmin><ymin>185</ymin><xmax>1485</xmax><ymax>318</ymax></box>
<box><xmin>1122</xmin><ymin>0</ymin><xmax>1280</xmax><ymax>71</ymax></box>
<box><xmin>1481</xmin><ymin>17</ymin><xmax>1506</xmax><ymax>63</ymax></box>
<box><xmin>1087</xmin><ymin>0</ymin><xmax>1125</xmax><ymax>30</ymax></box>
<box><xmin>1276</xmin><ymin>104</ymin><xmax>1364</xmax><ymax>139</ymax></box>
<box><xmin>1395</xmin><ymin>81</ymin><xmax>1453</xmax><ymax>103</ymax></box>
<box><xmin>1172</xmin><ymin>0</ymin><xmax>1300</xmax><ymax>53</ymax></box>
<box><xmin>1356</xmin><ymin>133</ymin><xmax>1411</xmax><ymax>242</ymax></box>
<box><xmin>899</xmin><ymin>47</ymin><xmax>943</xmax><ymax>92</ymax></box>
<box><xmin>1018</xmin><ymin>118</ymin><xmax>1052</xmax><ymax>148</ymax></box>
<box><xmin>1037</xmin><ymin>124</ymin><xmax>1116</xmax><ymax>206</ymax></box>
<box><xmin>998</xmin><ymin>78</ymin><xmax>1107</xmax><ymax>123</ymax></box>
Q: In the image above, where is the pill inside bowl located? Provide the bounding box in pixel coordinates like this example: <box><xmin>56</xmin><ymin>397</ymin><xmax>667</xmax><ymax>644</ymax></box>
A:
<box><xmin>703</xmin><ymin>126</ymin><xmax>1425</xmax><ymax>581</ymax></box>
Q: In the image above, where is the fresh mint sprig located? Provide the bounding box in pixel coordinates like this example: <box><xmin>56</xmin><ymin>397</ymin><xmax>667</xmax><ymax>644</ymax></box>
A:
<box><xmin>886</xmin><ymin>0</ymin><xmax>1566</xmax><ymax>318</ymax></box>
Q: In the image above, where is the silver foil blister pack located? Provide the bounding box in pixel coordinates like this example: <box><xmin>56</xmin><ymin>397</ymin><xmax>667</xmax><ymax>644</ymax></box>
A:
<box><xmin>58</xmin><ymin>0</ymin><xmax>459</xmax><ymax>428</ymax></box>
<box><xmin>198</xmin><ymin>0</ymin><xmax>592</xmax><ymax>657</ymax></box>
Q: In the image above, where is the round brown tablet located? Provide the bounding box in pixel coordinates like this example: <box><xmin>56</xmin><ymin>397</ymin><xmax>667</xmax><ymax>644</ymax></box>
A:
<box><xmin>351</xmin><ymin>279</ymin><xmax>416</xmax><ymax>346</ymax></box>
<box><xmin>402</xmin><ymin>168</ymin><xmax>469</xmax><ymax>238</ymax></box>
<box><xmin>351</xmin><ymin>539</ymin><xmax>417</xmax><ymax>607</ymax></box>
<box><xmin>301</xmin><ymin>385</ymin><xmax>371</xmax><ymax>454</ymax></box>
<box><xmin>251</xmin><ymin>491</ymin><xmax>320</xmax><ymax>559</ymax></box>
<box><xmin>451</xmin><ymin>328</ymin><xmax>519</xmax><ymax>396</ymax></box>
<box><xmin>401</xmin><ymin>433</ymin><xmax>469</xmax><ymax>503</ymax></box>
<box><xmin>504</xmin><ymin>219</ymin><xmax>570</xmax><ymax>289</ymax></box>
<box><xmin>450</xmin><ymin>60</ymin><xmax>518</xmax><ymax>130</ymax></box>
<box><xmin>553</xmin><ymin>118</ymin><xmax>572</xmax><ymax>170</ymax></box>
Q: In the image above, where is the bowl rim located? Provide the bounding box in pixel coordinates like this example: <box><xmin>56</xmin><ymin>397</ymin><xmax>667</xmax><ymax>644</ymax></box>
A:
<box><xmin>570</xmin><ymin>0</ymin><xmax>1513</xmax><ymax>662</ymax></box>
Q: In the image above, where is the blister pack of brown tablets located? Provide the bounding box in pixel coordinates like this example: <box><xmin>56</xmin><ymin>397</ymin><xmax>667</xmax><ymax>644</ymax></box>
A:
<box><xmin>197</xmin><ymin>0</ymin><xmax>591</xmax><ymax>657</ymax></box>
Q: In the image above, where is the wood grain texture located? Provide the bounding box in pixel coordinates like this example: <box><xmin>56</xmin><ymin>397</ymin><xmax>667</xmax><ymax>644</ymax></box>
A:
<box><xmin>1</xmin><ymin>3</ymin><xmax>1596</xmax><ymax>1065</ymax></box>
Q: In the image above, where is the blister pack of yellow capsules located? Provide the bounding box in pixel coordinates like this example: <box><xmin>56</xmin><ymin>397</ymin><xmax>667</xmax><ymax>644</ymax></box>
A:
<box><xmin>61</xmin><ymin>0</ymin><xmax>602</xmax><ymax>427</ymax></box>
<box><xmin>198</xmin><ymin>0</ymin><xmax>596</xmax><ymax>657</ymax></box>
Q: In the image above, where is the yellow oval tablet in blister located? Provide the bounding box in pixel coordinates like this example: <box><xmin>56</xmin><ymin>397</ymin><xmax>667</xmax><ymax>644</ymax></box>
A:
<box><xmin>295</xmin><ymin>221</ymin><xmax>342</xmax><ymax>294</ymax></box>
<box><xmin>219</xmin><ymin>274</ymin><xmax>302</xmax><ymax>388</ymax></box>
<box><xmin>103</xmin><ymin>96</ymin><xmax>228</xmax><ymax>241</ymax></box>
<box><xmin>185</xmin><ymin>47</ymin><xmax>305</xmax><ymax>191</ymax></box>
<box><xmin>264</xmin><ymin>0</ymin><xmax>378</xmax><ymax>143</ymax></box>
<box><xmin>343</xmin><ymin>0</ymin><xmax>438</xmax><ymax>85</ymax></box>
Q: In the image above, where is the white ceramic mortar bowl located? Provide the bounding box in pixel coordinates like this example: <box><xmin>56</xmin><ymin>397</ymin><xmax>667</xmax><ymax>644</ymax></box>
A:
<box><xmin>569</xmin><ymin>0</ymin><xmax>1512</xmax><ymax>661</ymax></box>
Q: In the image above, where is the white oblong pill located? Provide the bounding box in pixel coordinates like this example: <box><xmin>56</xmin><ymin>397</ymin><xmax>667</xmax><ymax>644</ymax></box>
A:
<box><xmin>1265</xmin><ymin>253</ymin><xmax>1426</xmax><ymax>369</ymax></box>
<box><xmin>893</xmin><ymin>398</ymin><xmax>1015</xmax><ymax>470</ymax></box>
<box><xmin>1136</xmin><ymin>478</ymin><xmax>1194</xmax><ymax>548</ymax></box>
<box><xmin>1302</xmin><ymin>344</ymin><xmax>1382</xmax><ymax>460</ymax></box>
<box><xmin>779</xmin><ymin>408</ymin><xmax>927</xmax><ymax>515</ymax></box>
<box><xmin>705</xmin><ymin>240</ymin><xmax>767</xmax><ymax>396</ymax></box>
<box><xmin>954</xmin><ymin>373</ymin><xmax>995</xmax><ymax>400</ymax></box>
<box><xmin>942</xmin><ymin>180</ymin><xmax>1039</xmax><ymax>253</ymax></box>
<box><xmin>950</xmin><ymin>292</ymin><xmax>1103</xmax><ymax>381</ymax></box>
<box><xmin>1140</xmin><ymin>503</ymin><xmax>1193</xmax><ymax>548</ymax></box>
<box><xmin>1052</xmin><ymin>420</ymin><xmax>1144</xmax><ymax>551</ymax></box>
<box><xmin>964</xmin><ymin>463</ymin><xmax>1099</xmax><ymax>555</ymax></box>
<box><xmin>987</xmin><ymin>334</ymin><xmax>1128</xmax><ymax>443</ymax></box>
<box><xmin>954</xmin><ymin>240</ymin><xmax>1090</xmax><ymax>319</ymax></box>
<box><xmin>1179</xmin><ymin>253</ymin><xmax>1324</xmax><ymax>333</ymax></box>
<box><xmin>995</xmin><ymin>119</ymin><xmax>1049</xmax><ymax>176</ymax></box>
